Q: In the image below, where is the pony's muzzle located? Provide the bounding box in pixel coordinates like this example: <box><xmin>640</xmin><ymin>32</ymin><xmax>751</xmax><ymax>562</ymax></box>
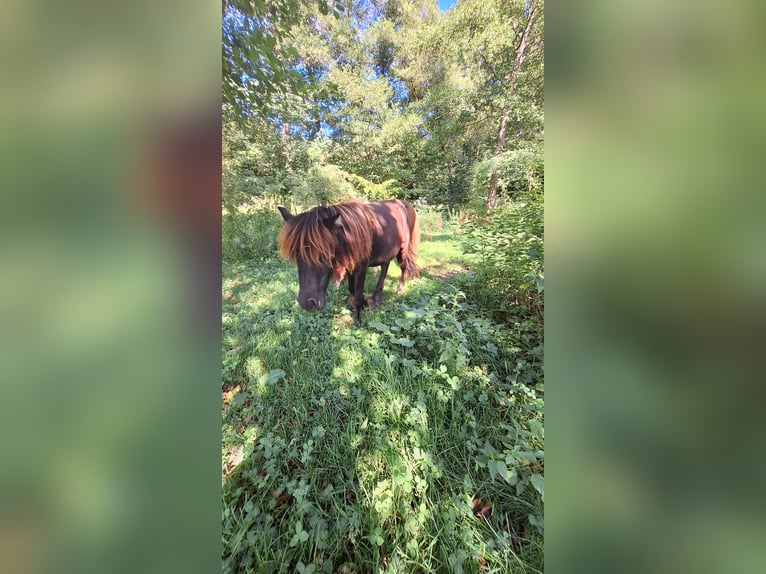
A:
<box><xmin>303</xmin><ymin>297</ymin><xmax>324</xmax><ymax>311</ymax></box>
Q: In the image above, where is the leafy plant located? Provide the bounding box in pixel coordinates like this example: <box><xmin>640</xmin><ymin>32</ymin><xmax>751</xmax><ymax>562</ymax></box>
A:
<box><xmin>222</xmin><ymin>236</ymin><xmax>544</xmax><ymax>572</ymax></box>
<box><xmin>222</xmin><ymin>209</ymin><xmax>282</xmax><ymax>263</ymax></box>
<box><xmin>469</xmin><ymin>143</ymin><xmax>544</xmax><ymax>204</ymax></box>
<box><xmin>345</xmin><ymin>173</ymin><xmax>405</xmax><ymax>201</ymax></box>
<box><xmin>461</xmin><ymin>188</ymin><xmax>544</xmax><ymax>318</ymax></box>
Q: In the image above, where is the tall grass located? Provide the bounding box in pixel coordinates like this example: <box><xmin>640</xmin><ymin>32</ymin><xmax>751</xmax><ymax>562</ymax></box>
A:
<box><xmin>222</xmin><ymin>228</ymin><xmax>544</xmax><ymax>573</ymax></box>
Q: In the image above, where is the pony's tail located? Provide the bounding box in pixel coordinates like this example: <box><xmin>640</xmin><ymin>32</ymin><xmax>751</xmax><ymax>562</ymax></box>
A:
<box><xmin>401</xmin><ymin>200</ymin><xmax>421</xmax><ymax>279</ymax></box>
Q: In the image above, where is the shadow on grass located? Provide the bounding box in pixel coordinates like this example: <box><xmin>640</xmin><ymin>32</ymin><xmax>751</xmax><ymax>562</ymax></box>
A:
<box><xmin>221</xmin><ymin>254</ymin><xmax>544</xmax><ymax>574</ymax></box>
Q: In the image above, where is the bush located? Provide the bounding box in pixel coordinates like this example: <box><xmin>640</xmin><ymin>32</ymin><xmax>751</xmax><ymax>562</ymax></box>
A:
<box><xmin>295</xmin><ymin>164</ymin><xmax>360</xmax><ymax>206</ymax></box>
<box><xmin>461</xmin><ymin>188</ymin><xmax>544</xmax><ymax>317</ymax></box>
<box><xmin>469</xmin><ymin>142</ymin><xmax>543</xmax><ymax>206</ymax></box>
<box><xmin>222</xmin><ymin>209</ymin><xmax>282</xmax><ymax>262</ymax></box>
<box><xmin>345</xmin><ymin>173</ymin><xmax>405</xmax><ymax>201</ymax></box>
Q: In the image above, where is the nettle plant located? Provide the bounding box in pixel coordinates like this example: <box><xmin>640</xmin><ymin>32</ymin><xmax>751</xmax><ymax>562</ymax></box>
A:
<box><xmin>462</xmin><ymin>191</ymin><xmax>543</xmax><ymax>316</ymax></box>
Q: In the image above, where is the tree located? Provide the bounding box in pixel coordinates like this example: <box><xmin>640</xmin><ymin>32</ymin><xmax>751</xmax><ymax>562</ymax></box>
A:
<box><xmin>445</xmin><ymin>0</ymin><xmax>544</xmax><ymax>210</ymax></box>
<box><xmin>222</xmin><ymin>0</ymin><xmax>337</xmax><ymax>119</ymax></box>
<box><xmin>222</xmin><ymin>0</ymin><xmax>544</xmax><ymax>211</ymax></box>
<box><xmin>486</xmin><ymin>1</ymin><xmax>542</xmax><ymax>211</ymax></box>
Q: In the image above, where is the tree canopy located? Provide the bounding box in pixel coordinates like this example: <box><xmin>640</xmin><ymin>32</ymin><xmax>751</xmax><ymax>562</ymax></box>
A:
<box><xmin>222</xmin><ymin>0</ymin><xmax>544</xmax><ymax>210</ymax></box>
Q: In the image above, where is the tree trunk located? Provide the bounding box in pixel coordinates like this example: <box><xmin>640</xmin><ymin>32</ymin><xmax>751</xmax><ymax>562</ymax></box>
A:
<box><xmin>487</xmin><ymin>113</ymin><xmax>509</xmax><ymax>211</ymax></box>
<box><xmin>486</xmin><ymin>2</ymin><xmax>538</xmax><ymax>211</ymax></box>
<box><xmin>282</xmin><ymin>120</ymin><xmax>290</xmax><ymax>168</ymax></box>
<box><xmin>281</xmin><ymin>121</ymin><xmax>291</xmax><ymax>205</ymax></box>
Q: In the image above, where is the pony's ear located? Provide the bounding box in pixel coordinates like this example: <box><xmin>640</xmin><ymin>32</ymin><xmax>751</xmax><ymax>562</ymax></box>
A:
<box><xmin>277</xmin><ymin>206</ymin><xmax>292</xmax><ymax>221</ymax></box>
<box><xmin>323</xmin><ymin>214</ymin><xmax>343</xmax><ymax>229</ymax></box>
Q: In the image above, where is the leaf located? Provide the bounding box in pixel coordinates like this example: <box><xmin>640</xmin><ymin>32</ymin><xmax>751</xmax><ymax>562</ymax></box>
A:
<box><xmin>406</xmin><ymin>538</ymin><xmax>419</xmax><ymax>555</ymax></box>
<box><xmin>260</xmin><ymin>369</ymin><xmax>286</xmax><ymax>385</ymax></box>
<box><xmin>367</xmin><ymin>321</ymin><xmax>389</xmax><ymax>332</ymax></box>
<box><xmin>530</xmin><ymin>473</ymin><xmax>544</xmax><ymax>498</ymax></box>
<box><xmin>448</xmin><ymin>550</ymin><xmax>467</xmax><ymax>574</ymax></box>
<box><xmin>368</xmin><ymin>527</ymin><xmax>384</xmax><ymax>546</ymax></box>
<box><xmin>528</xmin><ymin>514</ymin><xmax>544</xmax><ymax>528</ymax></box>
<box><xmin>404</xmin><ymin>516</ymin><xmax>419</xmax><ymax>534</ymax></box>
<box><xmin>491</xmin><ymin>460</ymin><xmax>509</xmax><ymax>481</ymax></box>
<box><xmin>231</xmin><ymin>391</ymin><xmax>248</xmax><ymax>407</ymax></box>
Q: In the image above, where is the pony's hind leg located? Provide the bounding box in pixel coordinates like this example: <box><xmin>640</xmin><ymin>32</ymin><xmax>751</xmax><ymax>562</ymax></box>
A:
<box><xmin>395</xmin><ymin>253</ymin><xmax>408</xmax><ymax>294</ymax></box>
<box><xmin>372</xmin><ymin>262</ymin><xmax>390</xmax><ymax>304</ymax></box>
<box><xmin>394</xmin><ymin>253</ymin><xmax>405</xmax><ymax>294</ymax></box>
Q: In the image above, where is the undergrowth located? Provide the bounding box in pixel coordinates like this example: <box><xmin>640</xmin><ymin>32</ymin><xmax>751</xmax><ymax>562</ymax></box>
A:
<box><xmin>222</xmin><ymin>240</ymin><xmax>544</xmax><ymax>573</ymax></box>
<box><xmin>461</xmin><ymin>192</ymin><xmax>544</xmax><ymax>321</ymax></box>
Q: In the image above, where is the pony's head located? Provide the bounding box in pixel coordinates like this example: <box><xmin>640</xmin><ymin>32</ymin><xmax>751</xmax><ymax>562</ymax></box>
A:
<box><xmin>278</xmin><ymin>202</ymin><xmax>374</xmax><ymax>312</ymax></box>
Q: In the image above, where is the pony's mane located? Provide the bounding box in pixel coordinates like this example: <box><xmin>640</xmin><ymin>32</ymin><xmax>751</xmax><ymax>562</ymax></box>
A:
<box><xmin>278</xmin><ymin>200</ymin><xmax>378</xmax><ymax>280</ymax></box>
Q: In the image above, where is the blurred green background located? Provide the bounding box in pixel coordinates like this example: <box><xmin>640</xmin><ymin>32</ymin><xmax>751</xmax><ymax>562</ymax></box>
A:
<box><xmin>547</xmin><ymin>0</ymin><xmax>766</xmax><ymax>572</ymax></box>
<box><xmin>0</xmin><ymin>2</ymin><xmax>221</xmax><ymax>574</ymax></box>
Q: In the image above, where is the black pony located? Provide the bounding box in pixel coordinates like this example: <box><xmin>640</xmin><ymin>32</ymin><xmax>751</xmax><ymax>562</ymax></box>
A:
<box><xmin>278</xmin><ymin>199</ymin><xmax>420</xmax><ymax>324</ymax></box>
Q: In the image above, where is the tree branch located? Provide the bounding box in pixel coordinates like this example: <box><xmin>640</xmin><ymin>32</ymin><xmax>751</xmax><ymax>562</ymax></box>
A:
<box><xmin>478</xmin><ymin>51</ymin><xmax>509</xmax><ymax>89</ymax></box>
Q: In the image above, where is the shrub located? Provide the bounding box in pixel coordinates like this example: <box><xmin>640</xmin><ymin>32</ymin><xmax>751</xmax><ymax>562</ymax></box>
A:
<box><xmin>345</xmin><ymin>173</ymin><xmax>405</xmax><ymax>201</ymax></box>
<box><xmin>222</xmin><ymin>209</ymin><xmax>282</xmax><ymax>262</ymax></box>
<box><xmin>469</xmin><ymin>142</ymin><xmax>543</xmax><ymax>207</ymax></box>
<box><xmin>296</xmin><ymin>164</ymin><xmax>360</xmax><ymax>205</ymax></box>
<box><xmin>409</xmin><ymin>198</ymin><xmax>449</xmax><ymax>238</ymax></box>
<box><xmin>461</xmin><ymin>188</ymin><xmax>544</xmax><ymax>317</ymax></box>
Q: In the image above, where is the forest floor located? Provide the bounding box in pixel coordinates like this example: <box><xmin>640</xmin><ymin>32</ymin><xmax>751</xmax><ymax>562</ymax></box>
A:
<box><xmin>221</xmin><ymin>232</ymin><xmax>544</xmax><ymax>574</ymax></box>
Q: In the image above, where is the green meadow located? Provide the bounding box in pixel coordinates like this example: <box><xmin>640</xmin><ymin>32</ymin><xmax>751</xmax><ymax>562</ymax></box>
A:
<box><xmin>222</xmin><ymin>226</ymin><xmax>544</xmax><ymax>573</ymax></box>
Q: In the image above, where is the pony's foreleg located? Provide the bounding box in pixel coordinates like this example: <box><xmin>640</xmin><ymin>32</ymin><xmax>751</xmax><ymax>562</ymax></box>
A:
<box><xmin>372</xmin><ymin>262</ymin><xmax>390</xmax><ymax>304</ymax></box>
<box><xmin>349</xmin><ymin>267</ymin><xmax>368</xmax><ymax>325</ymax></box>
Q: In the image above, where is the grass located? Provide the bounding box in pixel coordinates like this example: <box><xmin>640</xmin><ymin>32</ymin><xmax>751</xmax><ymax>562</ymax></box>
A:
<box><xmin>222</xmin><ymin>229</ymin><xmax>544</xmax><ymax>574</ymax></box>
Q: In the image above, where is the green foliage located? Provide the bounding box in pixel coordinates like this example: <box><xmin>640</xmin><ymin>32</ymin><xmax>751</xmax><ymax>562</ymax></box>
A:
<box><xmin>222</xmin><ymin>232</ymin><xmax>543</xmax><ymax>573</ymax></box>
<box><xmin>408</xmin><ymin>198</ymin><xmax>452</xmax><ymax>239</ymax></box>
<box><xmin>462</xmin><ymin>189</ymin><xmax>544</xmax><ymax>317</ymax></box>
<box><xmin>296</xmin><ymin>164</ymin><xmax>359</xmax><ymax>206</ymax></box>
<box><xmin>222</xmin><ymin>209</ymin><xmax>282</xmax><ymax>263</ymax></box>
<box><xmin>222</xmin><ymin>1</ymin><xmax>545</xmax><ymax>569</ymax></box>
<box><xmin>222</xmin><ymin>0</ymin><xmax>338</xmax><ymax>118</ymax></box>
<box><xmin>223</xmin><ymin>0</ymin><xmax>543</xmax><ymax>211</ymax></box>
<box><xmin>470</xmin><ymin>143</ymin><xmax>544</xmax><ymax>204</ymax></box>
<box><xmin>222</xmin><ymin>120</ymin><xmax>289</xmax><ymax>210</ymax></box>
<box><xmin>345</xmin><ymin>173</ymin><xmax>405</xmax><ymax>201</ymax></box>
